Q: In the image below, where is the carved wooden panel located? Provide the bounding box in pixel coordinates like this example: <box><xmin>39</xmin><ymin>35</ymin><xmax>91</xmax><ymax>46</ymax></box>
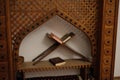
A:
<box><xmin>10</xmin><ymin>0</ymin><xmax>99</xmax><ymax>58</ymax></box>
<box><xmin>0</xmin><ymin>0</ymin><xmax>119</xmax><ymax>80</ymax></box>
<box><xmin>0</xmin><ymin>0</ymin><xmax>9</xmax><ymax>80</ymax></box>
<box><xmin>99</xmin><ymin>0</ymin><xmax>118</xmax><ymax>80</ymax></box>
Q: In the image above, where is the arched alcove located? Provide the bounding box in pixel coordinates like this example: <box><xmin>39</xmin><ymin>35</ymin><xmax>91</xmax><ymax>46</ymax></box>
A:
<box><xmin>19</xmin><ymin>15</ymin><xmax>92</xmax><ymax>62</ymax></box>
<box><xmin>1</xmin><ymin>0</ymin><xmax>118</xmax><ymax>80</ymax></box>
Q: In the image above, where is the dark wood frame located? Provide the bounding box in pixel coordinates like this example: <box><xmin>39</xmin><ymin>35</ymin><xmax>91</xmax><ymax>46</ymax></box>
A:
<box><xmin>0</xmin><ymin>0</ymin><xmax>119</xmax><ymax>80</ymax></box>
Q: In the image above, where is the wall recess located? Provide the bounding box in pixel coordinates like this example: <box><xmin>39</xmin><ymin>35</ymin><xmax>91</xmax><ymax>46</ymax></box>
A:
<box><xmin>0</xmin><ymin>0</ymin><xmax>119</xmax><ymax>80</ymax></box>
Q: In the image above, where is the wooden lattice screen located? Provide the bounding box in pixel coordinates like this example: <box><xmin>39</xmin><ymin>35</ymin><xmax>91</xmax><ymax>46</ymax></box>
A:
<box><xmin>0</xmin><ymin>0</ymin><xmax>119</xmax><ymax>80</ymax></box>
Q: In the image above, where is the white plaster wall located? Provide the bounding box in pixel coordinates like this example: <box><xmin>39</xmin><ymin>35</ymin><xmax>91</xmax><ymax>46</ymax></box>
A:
<box><xmin>114</xmin><ymin>1</ymin><xmax>120</xmax><ymax>77</ymax></box>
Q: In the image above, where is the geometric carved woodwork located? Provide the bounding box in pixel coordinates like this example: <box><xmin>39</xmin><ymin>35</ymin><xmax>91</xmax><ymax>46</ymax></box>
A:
<box><xmin>18</xmin><ymin>60</ymin><xmax>91</xmax><ymax>72</ymax></box>
<box><xmin>9</xmin><ymin>2</ymin><xmax>100</xmax><ymax>75</ymax></box>
<box><xmin>0</xmin><ymin>0</ymin><xmax>9</xmax><ymax>80</ymax></box>
<box><xmin>13</xmin><ymin>9</ymin><xmax>97</xmax><ymax>58</ymax></box>
<box><xmin>11</xmin><ymin>0</ymin><xmax>99</xmax><ymax>60</ymax></box>
<box><xmin>0</xmin><ymin>0</ymin><xmax>119</xmax><ymax>80</ymax></box>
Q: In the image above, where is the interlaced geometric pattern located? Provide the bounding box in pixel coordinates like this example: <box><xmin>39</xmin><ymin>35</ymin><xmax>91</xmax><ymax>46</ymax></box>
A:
<box><xmin>10</xmin><ymin>0</ymin><xmax>99</xmax><ymax>56</ymax></box>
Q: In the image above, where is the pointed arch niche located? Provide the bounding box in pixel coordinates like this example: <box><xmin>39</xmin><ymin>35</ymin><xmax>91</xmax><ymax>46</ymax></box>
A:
<box><xmin>19</xmin><ymin>15</ymin><xmax>92</xmax><ymax>62</ymax></box>
<box><xmin>13</xmin><ymin>9</ymin><xmax>95</xmax><ymax>79</ymax></box>
<box><xmin>13</xmin><ymin>9</ymin><xmax>96</xmax><ymax>59</ymax></box>
<box><xmin>2</xmin><ymin>0</ymin><xmax>118</xmax><ymax>80</ymax></box>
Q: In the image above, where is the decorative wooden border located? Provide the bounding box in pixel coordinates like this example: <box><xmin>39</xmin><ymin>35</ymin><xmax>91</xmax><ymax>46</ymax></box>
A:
<box><xmin>1</xmin><ymin>0</ymin><xmax>118</xmax><ymax>80</ymax></box>
<box><xmin>0</xmin><ymin>0</ymin><xmax>9</xmax><ymax>80</ymax></box>
<box><xmin>99</xmin><ymin>0</ymin><xmax>119</xmax><ymax>80</ymax></box>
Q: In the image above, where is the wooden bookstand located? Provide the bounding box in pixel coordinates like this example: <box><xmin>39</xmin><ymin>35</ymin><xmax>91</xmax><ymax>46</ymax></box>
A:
<box><xmin>32</xmin><ymin>32</ymin><xmax>76</xmax><ymax>65</ymax></box>
<box><xmin>0</xmin><ymin>0</ymin><xmax>119</xmax><ymax>80</ymax></box>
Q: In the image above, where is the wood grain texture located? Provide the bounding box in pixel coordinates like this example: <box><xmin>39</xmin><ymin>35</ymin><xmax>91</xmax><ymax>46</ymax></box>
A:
<box><xmin>1</xmin><ymin>0</ymin><xmax>119</xmax><ymax>80</ymax></box>
<box><xmin>10</xmin><ymin>0</ymin><xmax>99</xmax><ymax>58</ymax></box>
<box><xmin>18</xmin><ymin>59</ymin><xmax>91</xmax><ymax>72</ymax></box>
<box><xmin>99</xmin><ymin>0</ymin><xmax>119</xmax><ymax>80</ymax></box>
<box><xmin>0</xmin><ymin>0</ymin><xmax>9</xmax><ymax>80</ymax></box>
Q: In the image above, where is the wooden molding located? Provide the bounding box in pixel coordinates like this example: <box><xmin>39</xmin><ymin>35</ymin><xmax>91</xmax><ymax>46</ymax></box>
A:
<box><xmin>114</xmin><ymin>76</ymin><xmax>120</xmax><ymax>80</ymax></box>
<box><xmin>0</xmin><ymin>0</ymin><xmax>119</xmax><ymax>80</ymax></box>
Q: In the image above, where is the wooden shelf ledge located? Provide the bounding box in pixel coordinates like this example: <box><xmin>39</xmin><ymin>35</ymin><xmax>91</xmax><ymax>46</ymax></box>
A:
<box><xmin>18</xmin><ymin>59</ymin><xmax>91</xmax><ymax>72</ymax></box>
